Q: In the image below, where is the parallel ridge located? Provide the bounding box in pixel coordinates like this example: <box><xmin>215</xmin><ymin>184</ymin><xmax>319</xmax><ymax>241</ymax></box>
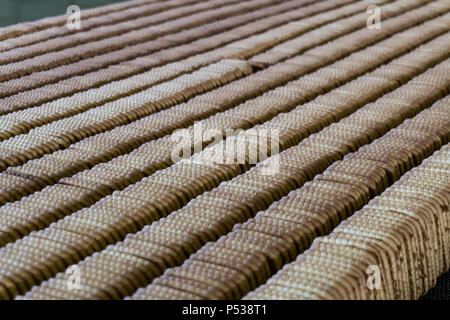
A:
<box><xmin>0</xmin><ymin>0</ymin><xmax>448</xmax><ymax>300</ymax></box>
<box><xmin>0</xmin><ymin>0</ymin><xmax>166</xmax><ymax>42</ymax></box>
<box><xmin>0</xmin><ymin>0</ymin><xmax>327</xmax><ymax>97</ymax></box>
<box><xmin>1</xmin><ymin>1</ymin><xmax>448</xmax><ymax>215</ymax></box>
<box><xmin>244</xmin><ymin>142</ymin><xmax>450</xmax><ymax>300</ymax></box>
<box><xmin>125</xmin><ymin>84</ymin><xmax>450</xmax><ymax>300</ymax></box>
<box><xmin>0</xmin><ymin>0</ymin><xmax>357</xmax><ymax>118</ymax></box>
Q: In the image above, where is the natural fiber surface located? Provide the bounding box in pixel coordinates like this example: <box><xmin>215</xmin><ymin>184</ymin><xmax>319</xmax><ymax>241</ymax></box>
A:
<box><xmin>0</xmin><ymin>0</ymin><xmax>448</xmax><ymax>300</ymax></box>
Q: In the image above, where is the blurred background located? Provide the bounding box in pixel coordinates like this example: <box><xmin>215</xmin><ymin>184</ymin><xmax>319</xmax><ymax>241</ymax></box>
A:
<box><xmin>0</xmin><ymin>0</ymin><xmax>127</xmax><ymax>27</ymax></box>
